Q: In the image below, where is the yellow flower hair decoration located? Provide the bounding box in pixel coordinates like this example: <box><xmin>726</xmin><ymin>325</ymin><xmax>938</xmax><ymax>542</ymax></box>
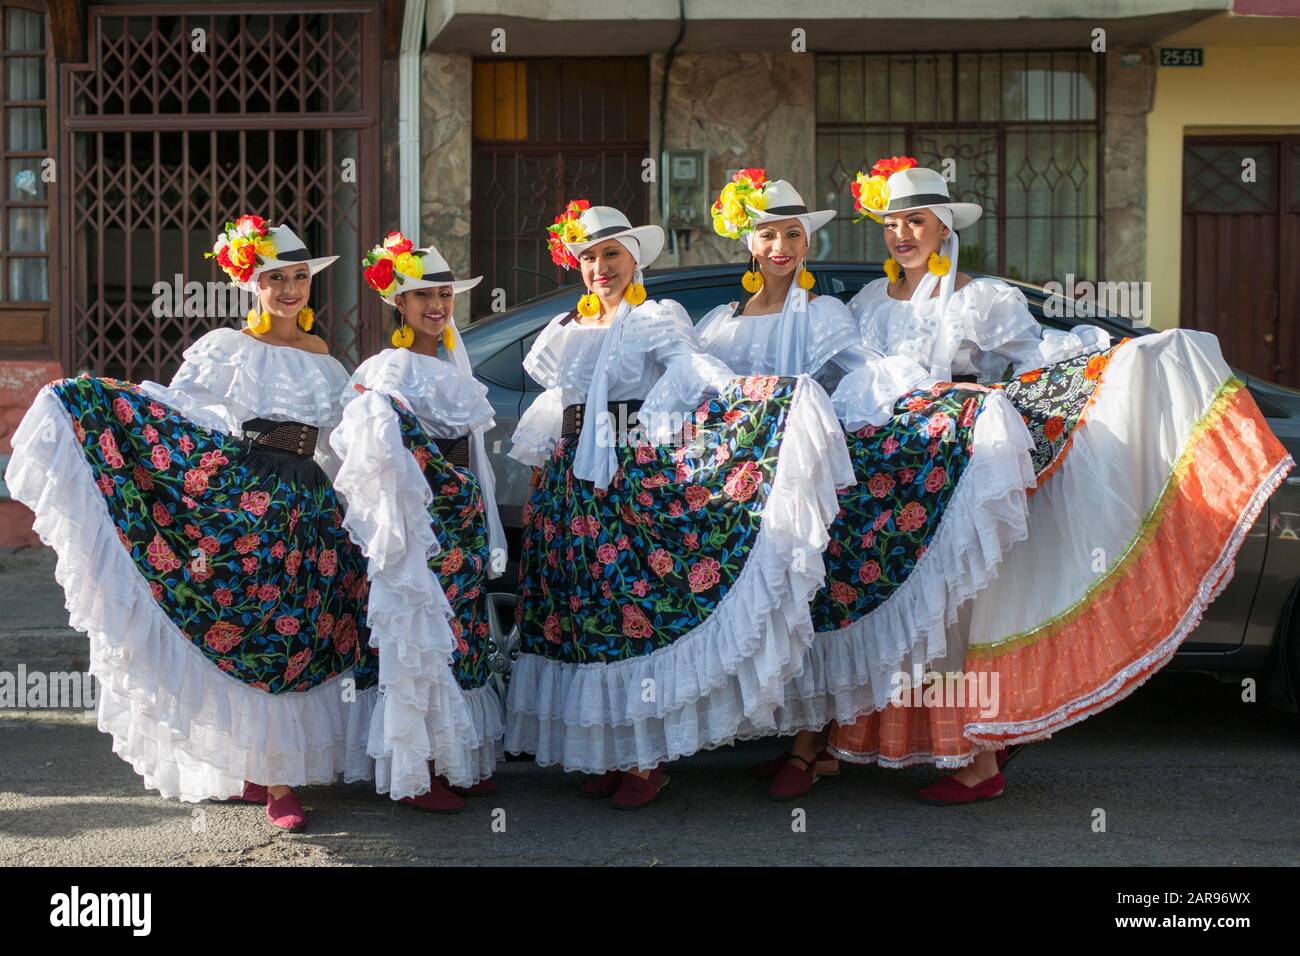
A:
<box><xmin>711</xmin><ymin>168</ymin><xmax>768</xmax><ymax>240</ymax></box>
<box><xmin>362</xmin><ymin>231</ymin><xmax>425</xmax><ymax>298</ymax></box>
<box><xmin>850</xmin><ymin>155</ymin><xmax>918</xmax><ymax>224</ymax></box>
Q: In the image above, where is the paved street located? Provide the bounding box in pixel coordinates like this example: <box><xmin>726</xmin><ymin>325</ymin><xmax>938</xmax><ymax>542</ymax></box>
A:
<box><xmin>1</xmin><ymin>547</ymin><xmax>1298</xmax><ymax>866</ymax></box>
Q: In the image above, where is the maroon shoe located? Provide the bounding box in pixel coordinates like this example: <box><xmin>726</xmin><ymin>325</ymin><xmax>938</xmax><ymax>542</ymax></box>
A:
<box><xmin>750</xmin><ymin>750</ymin><xmax>839</xmax><ymax>780</ymax></box>
<box><xmin>768</xmin><ymin>754</ymin><xmax>820</xmax><ymax>800</ymax></box>
<box><xmin>579</xmin><ymin>770</ymin><xmax>625</xmax><ymax>799</ymax></box>
<box><xmin>213</xmin><ymin>781</ymin><xmax>267</xmax><ymax>805</ymax></box>
<box><xmin>400</xmin><ymin>777</ymin><xmax>465</xmax><ymax>814</ymax></box>
<box><xmin>611</xmin><ymin>767</ymin><xmax>669</xmax><ymax>810</ymax></box>
<box><xmin>449</xmin><ymin>778</ymin><xmax>498</xmax><ymax>798</ymax></box>
<box><xmin>918</xmin><ymin>772</ymin><xmax>1005</xmax><ymax>806</ymax></box>
<box><xmin>265</xmin><ymin>789</ymin><xmax>308</xmax><ymax>831</ymax></box>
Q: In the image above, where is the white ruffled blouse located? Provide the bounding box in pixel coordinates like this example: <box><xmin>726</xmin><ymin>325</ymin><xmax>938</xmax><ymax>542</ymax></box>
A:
<box><xmin>695</xmin><ymin>294</ymin><xmax>873</xmax><ymax>393</ymax></box>
<box><xmin>346</xmin><ymin>348</ymin><xmax>495</xmax><ymax>439</ymax></box>
<box><xmin>140</xmin><ymin>326</ymin><xmax>351</xmax><ymax>477</ymax></box>
<box><xmin>667</xmin><ymin>293</ymin><xmax>930</xmax><ymax>433</ymax></box>
<box><xmin>341</xmin><ymin>346</ymin><xmax>507</xmax><ymax>577</ymax></box>
<box><xmin>510</xmin><ymin>298</ymin><xmax>733</xmax><ymax>467</ymax></box>
<box><xmin>850</xmin><ymin>276</ymin><xmax>1110</xmax><ymax>382</ymax></box>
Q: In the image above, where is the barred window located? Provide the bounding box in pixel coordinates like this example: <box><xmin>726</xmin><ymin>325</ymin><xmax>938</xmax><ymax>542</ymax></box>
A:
<box><xmin>814</xmin><ymin>51</ymin><xmax>1102</xmax><ymax>286</ymax></box>
<box><xmin>1</xmin><ymin>2</ymin><xmax>50</xmax><ymax>303</ymax></box>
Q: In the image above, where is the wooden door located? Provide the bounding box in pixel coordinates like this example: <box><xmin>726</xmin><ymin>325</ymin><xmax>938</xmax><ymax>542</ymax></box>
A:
<box><xmin>1181</xmin><ymin>137</ymin><xmax>1300</xmax><ymax>385</ymax></box>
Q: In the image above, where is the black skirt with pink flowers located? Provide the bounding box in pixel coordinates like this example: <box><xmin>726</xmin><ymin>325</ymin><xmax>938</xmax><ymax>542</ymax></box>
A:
<box><xmin>50</xmin><ymin>374</ymin><xmax>377</xmax><ymax>694</ymax></box>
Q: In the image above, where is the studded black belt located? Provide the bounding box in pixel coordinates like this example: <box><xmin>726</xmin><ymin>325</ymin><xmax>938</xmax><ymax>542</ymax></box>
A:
<box><xmin>561</xmin><ymin>400</ymin><xmax>644</xmax><ymax>439</ymax></box>
<box><xmin>242</xmin><ymin>418</ymin><xmax>318</xmax><ymax>458</ymax></box>
<box><xmin>433</xmin><ymin>435</ymin><xmax>471</xmax><ymax>468</ymax></box>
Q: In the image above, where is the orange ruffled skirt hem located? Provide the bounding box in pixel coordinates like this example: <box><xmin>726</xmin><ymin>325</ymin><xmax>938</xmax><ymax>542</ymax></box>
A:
<box><xmin>829</xmin><ymin>379</ymin><xmax>1293</xmax><ymax>768</ymax></box>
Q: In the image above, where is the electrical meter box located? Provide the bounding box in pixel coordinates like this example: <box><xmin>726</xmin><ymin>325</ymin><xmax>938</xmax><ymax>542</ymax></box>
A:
<box><xmin>663</xmin><ymin>150</ymin><xmax>708</xmax><ymax>230</ymax></box>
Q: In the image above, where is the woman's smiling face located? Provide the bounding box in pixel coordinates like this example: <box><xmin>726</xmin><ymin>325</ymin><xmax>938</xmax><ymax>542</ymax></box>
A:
<box><xmin>579</xmin><ymin>238</ymin><xmax>636</xmax><ymax>305</ymax></box>
<box><xmin>395</xmin><ymin>285</ymin><xmax>455</xmax><ymax>337</ymax></box>
<box><xmin>882</xmin><ymin>207</ymin><xmax>949</xmax><ymax>269</ymax></box>
<box><xmin>750</xmin><ymin>218</ymin><xmax>807</xmax><ymax>278</ymax></box>
<box><xmin>256</xmin><ymin>266</ymin><xmax>312</xmax><ymax>321</ymax></box>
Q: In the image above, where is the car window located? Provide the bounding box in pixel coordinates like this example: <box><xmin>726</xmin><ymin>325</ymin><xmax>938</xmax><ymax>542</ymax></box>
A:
<box><xmin>654</xmin><ymin>283</ymin><xmax>738</xmax><ymax>323</ymax></box>
<box><xmin>822</xmin><ymin>271</ymin><xmax>879</xmax><ymax>304</ymax></box>
<box><xmin>475</xmin><ymin>341</ymin><xmax>526</xmax><ymax>391</ymax></box>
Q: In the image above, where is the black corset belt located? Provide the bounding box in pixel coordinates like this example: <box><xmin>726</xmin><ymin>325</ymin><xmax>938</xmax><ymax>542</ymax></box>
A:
<box><xmin>561</xmin><ymin>400</ymin><xmax>644</xmax><ymax>439</ymax></box>
<box><xmin>241</xmin><ymin>418</ymin><xmax>319</xmax><ymax>459</ymax></box>
<box><xmin>434</xmin><ymin>435</ymin><xmax>471</xmax><ymax>468</ymax></box>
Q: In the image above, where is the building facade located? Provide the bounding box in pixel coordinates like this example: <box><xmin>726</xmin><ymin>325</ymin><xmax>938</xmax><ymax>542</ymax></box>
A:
<box><xmin>0</xmin><ymin>0</ymin><xmax>1297</xmax><ymax>545</ymax></box>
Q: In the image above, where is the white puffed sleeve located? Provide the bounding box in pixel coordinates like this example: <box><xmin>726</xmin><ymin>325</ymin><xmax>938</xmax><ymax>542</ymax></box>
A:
<box><xmin>830</xmin><ymin>347</ymin><xmax>938</xmax><ymax>431</ymax></box>
<box><xmin>847</xmin><ymin>279</ymin><xmax>894</xmax><ymax>354</ymax></box>
<box><xmin>345</xmin><ymin>348</ymin><xmax>495</xmax><ymax>440</ymax></box>
<box><xmin>1030</xmin><ymin>325</ymin><xmax>1112</xmax><ymax>370</ymax></box>
<box><xmin>509</xmin><ymin>386</ymin><xmax>565</xmax><ymax>467</ymax></box>
<box><xmin>521</xmin><ymin>313</ymin><xmax>576</xmax><ymax>390</ymax></box>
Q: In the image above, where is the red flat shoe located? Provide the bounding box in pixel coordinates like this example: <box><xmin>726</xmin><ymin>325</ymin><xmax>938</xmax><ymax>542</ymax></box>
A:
<box><xmin>265</xmin><ymin>790</ymin><xmax>308</xmax><ymax>831</ymax></box>
<box><xmin>750</xmin><ymin>750</ymin><xmax>839</xmax><ymax>780</ymax></box>
<box><xmin>449</xmin><ymin>778</ymin><xmax>498</xmax><ymax>798</ymax></box>
<box><xmin>611</xmin><ymin>767</ymin><xmax>669</xmax><ymax>810</ymax></box>
<box><xmin>213</xmin><ymin>781</ymin><xmax>267</xmax><ymax>805</ymax></box>
<box><xmin>918</xmin><ymin>772</ymin><xmax>1005</xmax><ymax>806</ymax></box>
<box><xmin>768</xmin><ymin>754</ymin><xmax>820</xmax><ymax>800</ymax></box>
<box><xmin>400</xmin><ymin>777</ymin><xmax>465</xmax><ymax>814</ymax></box>
<box><xmin>580</xmin><ymin>770</ymin><xmax>625</xmax><ymax>798</ymax></box>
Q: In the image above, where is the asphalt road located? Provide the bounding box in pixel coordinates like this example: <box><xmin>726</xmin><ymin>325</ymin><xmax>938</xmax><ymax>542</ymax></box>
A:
<box><xmin>1</xmin><ymin>670</ymin><xmax>1297</xmax><ymax>867</ymax></box>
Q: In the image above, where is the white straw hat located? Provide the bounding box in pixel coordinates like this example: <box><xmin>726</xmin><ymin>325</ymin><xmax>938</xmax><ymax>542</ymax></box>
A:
<box><xmin>209</xmin><ymin>217</ymin><xmax>338</xmax><ymax>292</ymax></box>
<box><xmin>744</xmin><ymin>179</ymin><xmax>837</xmax><ymax>233</ymax></box>
<box><xmin>378</xmin><ymin>245</ymin><xmax>482</xmax><ymax>307</ymax></box>
<box><xmin>559</xmin><ymin>205</ymin><xmax>665</xmax><ymax>269</ymax></box>
<box><xmin>879</xmin><ymin>166</ymin><xmax>982</xmax><ymax>230</ymax></box>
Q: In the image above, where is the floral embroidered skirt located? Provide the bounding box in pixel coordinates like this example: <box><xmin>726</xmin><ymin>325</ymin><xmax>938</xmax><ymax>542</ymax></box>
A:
<box><xmin>6</xmin><ymin>375</ymin><xmax>378</xmax><ymax>800</ymax></box>
<box><xmin>391</xmin><ymin>401</ymin><xmax>494</xmax><ymax>695</ymax></box>
<box><xmin>773</xmin><ymin>380</ymin><xmax>1037</xmax><ymax>734</ymax></box>
<box><xmin>505</xmin><ymin>374</ymin><xmax>852</xmax><ymax>773</ymax></box>
<box><xmin>828</xmin><ymin>331</ymin><xmax>1294</xmax><ymax>767</ymax></box>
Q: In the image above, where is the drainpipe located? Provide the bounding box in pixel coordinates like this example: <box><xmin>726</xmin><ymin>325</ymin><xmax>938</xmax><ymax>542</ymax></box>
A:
<box><xmin>399</xmin><ymin>0</ymin><xmax>428</xmax><ymax>240</ymax></box>
<box><xmin>659</xmin><ymin>0</ymin><xmax>686</xmax><ymax>254</ymax></box>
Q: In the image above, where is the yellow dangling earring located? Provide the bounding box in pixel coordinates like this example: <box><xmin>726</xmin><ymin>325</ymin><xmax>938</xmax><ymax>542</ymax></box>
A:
<box><xmin>246</xmin><ymin>309</ymin><xmax>271</xmax><ymax>334</ymax></box>
<box><xmin>884</xmin><ymin>257</ymin><xmax>902</xmax><ymax>284</ymax></box>
<box><xmin>927</xmin><ymin>251</ymin><xmax>951</xmax><ymax>277</ymax></box>
<box><xmin>625</xmin><ymin>281</ymin><xmax>647</xmax><ymax>306</ymax></box>
<box><xmin>441</xmin><ymin>324</ymin><xmax>456</xmax><ymax>352</ymax></box>
<box><xmin>741</xmin><ymin>257</ymin><xmax>763</xmax><ymax>294</ymax></box>
<box><xmin>297</xmin><ymin>307</ymin><xmax>314</xmax><ymax>332</ymax></box>
<box><xmin>797</xmin><ymin>265</ymin><xmax>816</xmax><ymax>291</ymax></box>
<box><xmin>577</xmin><ymin>292</ymin><xmax>601</xmax><ymax>318</ymax></box>
<box><xmin>391</xmin><ymin>323</ymin><xmax>415</xmax><ymax>348</ymax></box>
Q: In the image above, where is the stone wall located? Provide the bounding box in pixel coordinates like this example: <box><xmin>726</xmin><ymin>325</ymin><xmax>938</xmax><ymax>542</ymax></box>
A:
<box><xmin>1103</xmin><ymin>47</ymin><xmax>1155</xmax><ymax>283</ymax></box>
<box><xmin>649</xmin><ymin>51</ymin><xmax>817</xmax><ymax>268</ymax></box>
<box><xmin>419</xmin><ymin>51</ymin><xmax>475</xmax><ymax>325</ymax></box>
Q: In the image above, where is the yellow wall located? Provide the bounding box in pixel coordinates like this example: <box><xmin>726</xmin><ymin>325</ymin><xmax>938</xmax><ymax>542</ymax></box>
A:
<box><xmin>1146</xmin><ymin>19</ymin><xmax>1300</xmax><ymax>329</ymax></box>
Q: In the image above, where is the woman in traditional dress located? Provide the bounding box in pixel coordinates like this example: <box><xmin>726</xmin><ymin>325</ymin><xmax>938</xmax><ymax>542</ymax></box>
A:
<box><xmin>505</xmin><ymin>200</ymin><xmax>851</xmax><ymax>809</ymax></box>
<box><xmin>828</xmin><ymin>158</ymin><xmax>1294</xmax><ymax>802</ymax></box>
<box><xmin>646</xmin><ymin>171</ymin><xmax>1037</xmax><ymax>800</ymax></box>
<box><xmin>5</xmin><ymin>217</ymin><xmax>384</xmax><ymax>831</ymax></box>
<box><xmin>329</xmin><ymin>232</ymin><xmax>507</xmax><ymax>815</ymax></box>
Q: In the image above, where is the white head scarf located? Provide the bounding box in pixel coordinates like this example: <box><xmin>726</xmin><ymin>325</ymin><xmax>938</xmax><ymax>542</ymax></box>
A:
<box><xmin>570</xmin><ymin>233</ymin><xmax>646</xmax><ymax>490</ymax></box>
<box><xmin>743</xmin><ymin>215</ymin><xmax>815</xmax><ymax>377</ymax></box>
<box><xmin>900</xmin><ymin>206</ymin><xmax>960</xmax><ymax>382</ymax></box>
